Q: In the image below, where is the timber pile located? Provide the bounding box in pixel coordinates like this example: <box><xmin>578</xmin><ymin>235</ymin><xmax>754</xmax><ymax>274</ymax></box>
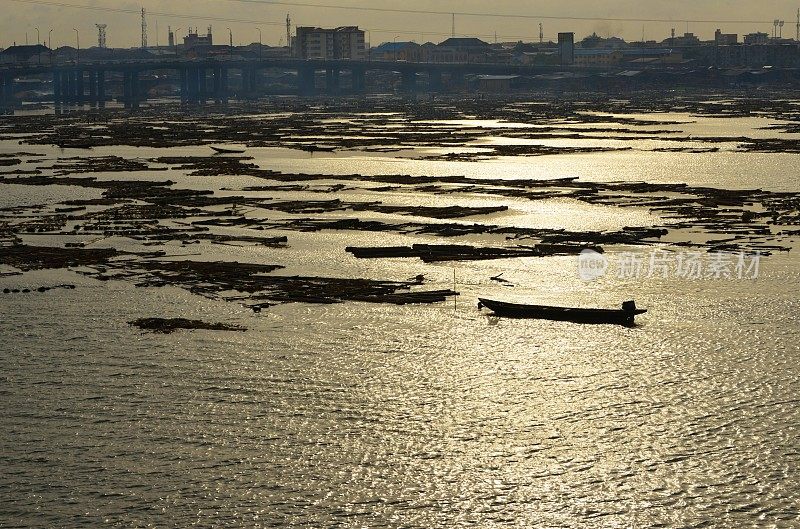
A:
<box><xmin>214</xmin><ymin>216</ymin><xmax>665</xmax><ymax>246</ymax></box>
<box><xmin>1</xmin><ymin>96</ymin><xmax>798</xmax><ymax>318</ymax></box>
<box><xmin>87</xmin><ymin>258</ymin><xmax>459</xmax><ymax>309</ymax></box>
<box><xmin>134</xmin><ymin>233</ymin><xmax>289</xmax><ymax>247</ymax></box>
<box><xmin>39</xmin><ymin>156</ymin><xmax>158</xmax><ymax>175</ymax></box>
<box><xmin>249</xmin><ymin>199</ymin><xmax>509</xmax><ymax>219</ymax></box>
<box><xmin>129</xmin><ymin>317</ymin><xmax>247</xmax><ymax>334</ymax></box>
<box><xmin>0</xmin><ymin>244</ymin><xmax>119</xmax><ymax>271</ymax></box>
<box><xmin>346</xmin><ymin>243</ymin><xmax>602</xmax><ymax>262</ymax></box>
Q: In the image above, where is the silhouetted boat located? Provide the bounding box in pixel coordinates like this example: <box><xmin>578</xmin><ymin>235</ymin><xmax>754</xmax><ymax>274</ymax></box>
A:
<box><xmin>57</xmin><ymin>142</ymin><xmax>93</xmax><ymax>149</ymax></box>
<box><xmin>211</xmin><ymin>146</ymin><xmax>246</xmax><ymax>154</ymax></box>
<box><xmin>478</xmin><ymin>298</ymin><xmax>647</xmax><ymax>326</ymax></box>
<box><xmin>298</xmin><ymin>145</ymin><xmax>337</xmax><ymax>153</ymax></box>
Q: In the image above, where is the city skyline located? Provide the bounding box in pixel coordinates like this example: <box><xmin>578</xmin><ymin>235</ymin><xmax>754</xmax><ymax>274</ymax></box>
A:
<box><xmin>2</xmin><ymin>0</ymin><xmax>800</xmax><ymax>49</ymax></box>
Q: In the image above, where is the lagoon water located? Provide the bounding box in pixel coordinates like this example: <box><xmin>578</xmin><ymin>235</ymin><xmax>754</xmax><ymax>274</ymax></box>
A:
<box><xmin>1</xmin><ymin>102</ymin><xmax>799</xmax><ymax>527</ymax></box>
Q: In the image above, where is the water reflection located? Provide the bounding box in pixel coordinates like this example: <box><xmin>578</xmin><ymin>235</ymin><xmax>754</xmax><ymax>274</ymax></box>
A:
<box><xmin>1</xmin><ymin>103</ymin><xmax>799</xmax><ymax>527</ymax></box>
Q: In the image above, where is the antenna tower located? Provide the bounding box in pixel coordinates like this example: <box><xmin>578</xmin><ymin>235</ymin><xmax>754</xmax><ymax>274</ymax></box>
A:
<box><xmin>451</xmin><ymin>13</ymin><xmax>455</xmax><ymax>37</ymax></box>
<box><xmin>797</xmin><ymin>8</ymin><xmax>799</xmax><ymax>41</ymax></box>
<box><xmin>141</xmin><ymin>8</ymin><xmax>147</xmax><ymax>48</ymax></box>
<box><xmin>96</xmin><ymin>23</ymin><xmax>107</xmax><ymax>48</ymax></box>
<box><xmin>286</xmin><ymin>14</ymin><xmax>292</xmax><ymax>49</ymax></box>
<box><xmin>539</xmin><ymin>23</ymin><xmax>543</xmax><ymax>43</ymax></box>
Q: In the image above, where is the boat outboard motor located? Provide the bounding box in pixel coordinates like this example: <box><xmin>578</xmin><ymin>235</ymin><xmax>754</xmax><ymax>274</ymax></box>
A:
<box><xmin>622</xmin><ymin>300</ymin><xmax>637</xmax><ymax>312</ymax></box>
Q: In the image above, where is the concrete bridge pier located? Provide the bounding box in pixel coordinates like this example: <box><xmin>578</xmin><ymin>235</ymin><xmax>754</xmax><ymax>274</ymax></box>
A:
<box><xmin>0</xmin><ymin>75</ymin><xmax>14</xmax><ymax>114</ymax></box>
<box><xmin>240</xmin><ymin>68</ymin><xmax>258</xmax><ymax>99</ymax></box>
<box><xmin>298</xmin><ymin>66</ymin><xmax>315</xmax><ymax>96</ymax></box>
<box><xmin>52</xmin><ymin>71</ymin><xmax>62</xmax><ymax>106</ymax></box>
<box><xmin>61</xmin><ymin>71</ymin><xmax>70</xmax><ymax>105</ymax></box>
<box><xmin>96</xmin><ymin>70</ymin><xmax>106</xmax><ymax>107</ymax></box>
<box><xmin>222</xmin><ymin>68</ymin><xmax>230</xmax><ymax>102</ymax></box>
<box><xmin>179</xmin><ymin>68</ymin><xmax>188</xmax><ymax>104</ymax></box>
<box><xmin>0</xmin><ymin>75</ymin><xmax>14</xmax><ymax>109</ymax></box>
<box><xmin>297</xmin><ymin>66</ymin><xmax>317</xmax><ymax>96</ymax></box>
<box><xmin>123</xmin><ymin>70</ymin><xmax>141</xmax><ymax>108</ymax></box>
<box><xmin>240</xmin><ymin>68</ymin><xmax>250</xmax><ymax>96</ymax></box>
<box><xmin>75</xmin><ymin>70</ymin><xmax>85</xmax><ymax>105</ymax></box>
<box><xmin>88</xmin><ymin>70</ymin><xmax>97</xmax><ymax>107</ymax></box>
<box><xmin>132</xmin><ymin>70</ymin><xmax>142</xmax><ymax>108</ymax></box>
<box><xmin>65</xmin><ymin>70</ymin><xmax>76</xmax><ymax>105</ymax></box>
<box><xmin>198</xmin><ymin>68</ymin><xmax>208</xmax><ymax>104</ymax></box>
<box><xmin>212</xmin><ymin>67</ymin><xmax>221</xmax><ymax>103</ymax></box>
<box><xmin>60</xmin><ymin>71</ymin><xmax>70</xmax><ymax>105</ymax></box>
<box><xmin>351</xmin><ymin>66</ymin><xmax>366</xmax><ymax>93</ymax></box>
<box><xmin>213</xmin><ymin>67</ymin><xmax>229</xmax><ymax>104</ymax></box>
<box><xmin>325</xmin><ymin>68</ymin><xmax>340</xmax><ymax>95</ymax></box>
<box><xmin>429</xmin><ymin>70</ymin><xmax>443</xmax><ymax>92</ymax></box>
<box><xmin>400</xmin><ymin>69</ymin><xmax>417</xmax><ymax>93</ymax></box>
<box><xmin>185</xmin><ymin>67</ymin><xmax>201</xmax><ymax>105</ymax></box>
<box><xmin>122</xmin><ymin>71</ymin><xmax>132</xmax><ymax>108</ymax></box>
<box><xmin>249</xmin><ymin>68</ymin><xmax>258</xmax><ymax>98</ymax></box>
<box><xmin>450</xmin><ymin>72</ymin><xmax>467</xmax><ymax>91</ymax></box>
<box><xmin>191</xmin><ymin>67</ymin><xmax>202</xmax><ymax>105</ymax></box>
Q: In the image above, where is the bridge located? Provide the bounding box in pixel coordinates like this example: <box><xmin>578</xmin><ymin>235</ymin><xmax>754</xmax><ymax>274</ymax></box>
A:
<box><xmin>0</xmin><ymin>58</ymin><xmax>565</xmax><ymax>108</ymax></box>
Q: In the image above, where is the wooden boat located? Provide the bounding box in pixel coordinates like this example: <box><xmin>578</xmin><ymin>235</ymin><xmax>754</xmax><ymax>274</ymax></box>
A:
<box><xmin>210</xmin><ymin>146</ymin><xmax>246</xmax><ymax>154</ymax></box>
<box><xmin>57</xmin><ymin>141</ymin><xmax>94</xmax><ymax>149</ymax></box>
<box><xmin>298</xmin><ymin>145</ymin><xmax>337</xmax><ymax>153</ymax></box>
<box><xmin>478</xmin><ymin>298</ymin><xmax>647</xmax><ymax>326</ymax></box>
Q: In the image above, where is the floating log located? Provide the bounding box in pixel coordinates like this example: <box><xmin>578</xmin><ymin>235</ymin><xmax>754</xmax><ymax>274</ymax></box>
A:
<box><xmin>129</xmin><ymin>317</ymin><xmax>247</xmax><ymax>334</ymax></box>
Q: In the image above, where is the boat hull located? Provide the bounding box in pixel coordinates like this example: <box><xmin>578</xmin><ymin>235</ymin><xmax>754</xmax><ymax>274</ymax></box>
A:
<box><xmin>478</xmin><ymin>298</ymin><xmax>646</xmax><ymax>326</ymax></box>
<box><xmin>211</xmin><ymin>146</ymin><xmax>246</xmax><ymax>154</ymax></box>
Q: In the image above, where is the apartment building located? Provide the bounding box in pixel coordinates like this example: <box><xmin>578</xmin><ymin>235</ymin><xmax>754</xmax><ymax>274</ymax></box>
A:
<box><xmin>294</xmin><ymin>26</ymin><xmax>366</xmax><ymax>60</ymax></box>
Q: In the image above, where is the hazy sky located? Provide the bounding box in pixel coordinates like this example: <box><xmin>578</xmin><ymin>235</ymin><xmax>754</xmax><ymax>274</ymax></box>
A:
<box><xmin>3</xmin><ymin>0</ymin><xmax>799</xmax><ymax>48</ymax></box>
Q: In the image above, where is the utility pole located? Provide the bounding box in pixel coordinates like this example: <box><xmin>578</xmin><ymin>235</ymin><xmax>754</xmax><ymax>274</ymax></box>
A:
<box><xmin>73</xmin><ymin>28</ymin><xmax>79</xmax><ymax>63</ymax></box>
<box><xmin>141</xmin><ymin>8</ymin><xmax>147</xmax><ymax>48</ymax></box>
<box><xmin>286</xmin><ymin>14</ymin><xmax>291</xmax><ymax>50</ymax></box>
<box><xmin>35</xmin><ymin>27</ymin><xmax>40</xmax><ymax>64</ymax></box>
<box><xmin>539</xmin><ymin>23</ymin><xmax>543</xmax><ymax>44</ymax></box>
